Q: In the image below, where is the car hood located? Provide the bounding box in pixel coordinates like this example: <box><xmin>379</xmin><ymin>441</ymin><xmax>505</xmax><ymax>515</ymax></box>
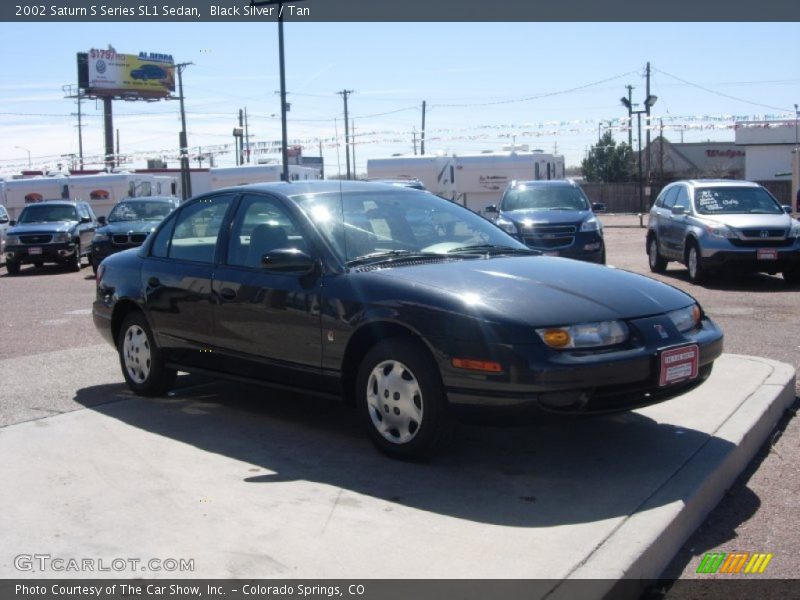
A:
<box><xmin>367</xmin><ymin>256</ymin><xmax>693</xmax><ymax>327</ymax></box>
<box><xmin>502</xmin><ymin>208</ymin><xmax>591</xmax><ymax>225</ymax></box>
<box><xmin>698</xmin><ymin>213</ymin><xmax>793</xmax><ymax>230</ymax></box>
<box><xmin>98</xmin><ymin>220</ymin><xmax>158</xmax><ymax>235</ymax></box>
<box><xmin>8</xmin><ymin>221</ymin><xmax>77</xmax><ymax>234</ymax></box>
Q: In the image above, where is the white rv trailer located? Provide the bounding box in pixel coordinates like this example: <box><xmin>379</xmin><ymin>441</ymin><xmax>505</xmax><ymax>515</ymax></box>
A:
<box><xmin>366</xmin><ymin>152</ymin><xmax>564</xmax><ymax>213</ymax></box>
<box><xmin>172</xmin><ymin>164</ymin><xmax>322</xmax><ymax>199</ymax></box>
<box><xmin>2</xmin><ymin>172</ymin><xmax>179</xmax><ymax>219</ymax></box>
<box><xmin>366</xmin><ymin>155</ymin><xmax>456</xmax><ymax>200</ymax></box>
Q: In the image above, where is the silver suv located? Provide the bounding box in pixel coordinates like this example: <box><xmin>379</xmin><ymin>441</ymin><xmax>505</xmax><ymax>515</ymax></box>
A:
<box><xmin>647</xmin><ymin>179</ymin><xmax>800</xmax><ymax>285</ymax></box>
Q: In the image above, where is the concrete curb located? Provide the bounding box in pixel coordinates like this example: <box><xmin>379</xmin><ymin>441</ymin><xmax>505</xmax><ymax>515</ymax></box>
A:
<box><xmin>552</xmin><ymin>355</ymin><xmax>796</xmax><ymax>599</ymax></box>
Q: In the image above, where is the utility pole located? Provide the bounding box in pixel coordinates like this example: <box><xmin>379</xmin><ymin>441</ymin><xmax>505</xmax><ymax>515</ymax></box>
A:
<box><xmin>338</xmin><ymin>89</ymin><xmax>354</xmax><ymax>179</ymax></box>
<box><xmin>625</xmin><ymin>85</ymin><xmax>633</xmax><ymax>147</ymax></box>
<box><xmin>659</xmin><ymin>118</ymin><xmax>664</xmax><ymax>182</ymax></box>
<box><xmin>351</xmin><ymin>119</ymin><xmax>356</xmax><ymax>179</ymax></box>
<box><xmin>421</xmin><ymin>100</ymin><xmax>426</xmax><ymax>155</ymax></box>
<box><xmin>413</xmin><ymin>127</ymin><xmax>417</xmax><ymax>155</ymax></box>
<box><xmin>116</xmin><ymin>128</ymin><xmax>120</xmax><ymax>166</ymax></box>
<box><xmin>103</xmin><ymin>97</ymin><xmax>114</xmax><ymax>169</ymax></box>
<box><xmin>645</xmin><ymin>62</ymin><xmax>652</xmax><ymax>184</ymax></box>
<box><xmin>76</xmin><ymin>95</ymin><xmax>84</xmax><ymax>170</ymax></box>
<box><xmin>244</xmin><ymin>107</ymin><xmax>250</xmax><ymax>164</ymax></box>
<box><xmin>238</xmin><ymin>109</ymin><xmax>245</xmax><ymax>165</ymax></box>
<box><xmin>197</xmin><ymin>146</ymin><xmax>203</xmax><ymax>168</ymax></box>
<box><xmin>175</xmin><ymin>62</ymin><xmax>193</xmax><ymax>200</ymax></box>
<box><xmin>318</xmin><ymin>139</ymin><xmax>324</xmax><ymax>178</ymax></box>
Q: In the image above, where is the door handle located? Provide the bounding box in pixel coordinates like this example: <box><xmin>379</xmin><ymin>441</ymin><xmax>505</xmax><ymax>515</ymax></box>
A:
<box><xmin>219</xmin><ymin>287</ymin><xmax>237</xmax><ymax>301</ymax></box>
<box><xmin>147</xmin><ymin>276</ymin><xmax>160</xmax><ymax>288</ymax></box>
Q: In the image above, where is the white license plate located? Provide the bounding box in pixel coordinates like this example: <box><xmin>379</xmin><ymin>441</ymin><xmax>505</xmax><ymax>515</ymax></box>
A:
<box><xmin>28</xmin><ymin>247</ymin><xmax>42</xmax><ymax>255</ymax></box>
<box><xmin>757</xmin><ymin>248</ymin><xmax>778</xmax><ymax>260</ymax></box>
<box><xmin>659</xmin><ymin>344</ymin><xmax>699</xmax><ymax>387</ymax></box>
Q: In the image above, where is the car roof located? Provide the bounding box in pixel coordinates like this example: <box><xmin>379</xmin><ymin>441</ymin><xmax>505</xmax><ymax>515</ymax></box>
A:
<box><xmin>32</xmin><ymin>200</ymin><xmax>82</xmax><ymax>206</ymax></box>
<box><xmin>509</xmin><ymin>180</ymin><xmax>577</xmax><ymax>188</ymax></box>
<box><xmin>680</xmin><ymin>179</ymin><xmax>762</xmax><ymax>188</ymax></box>
<box><xmin>213</xmin><ymin>180</ymin><xmax>423</xmax><ymax>197</ymax></box>
<box><xmin>116</xmin><ymin>196</ymin><xmax>178</xmax><ymax>203</ymax></box>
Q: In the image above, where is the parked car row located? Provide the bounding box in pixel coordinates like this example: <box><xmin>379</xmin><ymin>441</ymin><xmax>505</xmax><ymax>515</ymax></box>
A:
<box><xmin>2</xmin><ymin>196</ymin><xmax>180</xmax><ymax>275</ymax></box>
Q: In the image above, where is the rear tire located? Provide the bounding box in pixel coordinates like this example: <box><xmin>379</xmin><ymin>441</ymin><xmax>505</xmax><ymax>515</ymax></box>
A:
<box><xmin>356</xmin><ymin>337</ymin><xmax>451</xmax><ymax>460</ymax></box>
<box><xmin>685</xmin><ymin>241</ymin><xmax>707</xmax><ymax>284</ymax></box>
<box><xmin>648</xmin><ymin>236</ymin><xmax>667</xmax><ymax>273</ymax></box>
<box><xmin>118</xmin><ymin>311</ymin><xmax>176</xmax><ymax>396</ymax></box>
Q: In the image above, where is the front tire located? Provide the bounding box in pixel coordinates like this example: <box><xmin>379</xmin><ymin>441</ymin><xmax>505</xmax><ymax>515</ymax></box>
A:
<box><xmin>69</xmin><ymin>242</ymin><xmax>82</xmax><ymax>272</ymax></box>
<box><xmin>783</xmin><ymin>268</ymin><xmax>800</xmax><ymax>286</ymax></box>
<box><xmin>118</xmin><ymin>311</ymin><xmax>176</xmax><ymax>396</ymax></box>
<box><xmin>356</xmin><ymin>338</ymin><xmax>451</xmax><ymax>460</ymax></box>
<box><xmin>685</xmin><ymin>241</ymin><xmax>707</xmax><ymax>284</ymax></box>
<box><xmin>6</xmin><ymin>260</ymin><xmax>20</xmax><ymax>275</ymax></box>
<box><xmin>648</xmin><ymin>236</ymin><xmax>667</xmax><ymax>273</ymax></box>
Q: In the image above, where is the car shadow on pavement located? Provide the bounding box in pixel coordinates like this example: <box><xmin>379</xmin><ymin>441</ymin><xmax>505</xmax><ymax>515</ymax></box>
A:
<box><xmin>74</xmin><ymin>375</ymin><xmax>736</xmax><ymax>528</ymax></box>
<box><xmin>0</xmin><ymin>264</ymin><xmax>77</xmax><ymax>277</ymax></box>
<box><xmin>656</xmin><ymin>268</ymin><xmax>794</xmax><ymax>292</ymax></box>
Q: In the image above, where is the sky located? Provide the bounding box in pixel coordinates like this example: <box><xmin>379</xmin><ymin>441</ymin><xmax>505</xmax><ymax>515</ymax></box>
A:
<box><xmin>1</xmin><ymin>21</ymin><xmax>799</xmax><ymax>177</ymax></box>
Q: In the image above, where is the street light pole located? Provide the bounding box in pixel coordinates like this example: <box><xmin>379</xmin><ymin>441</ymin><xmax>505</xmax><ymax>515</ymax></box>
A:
<box><xmin>175</xmin><ymin>62</ymin><xmax>193</xmax><ymax>200</ymax></box>
<box><xmin>15</xmin><ymin>146</ymin><xmax>31</xmax><ymax>169</ymax></box>
<box><xmin>250</xmin><ymin>0</ymin><xmax>307</xmax><ymax>182</ymax></box>
<box><xmin>621</xmin><ymin>93</ymin><xmax>657</xmax><ymax>213</ymax></box>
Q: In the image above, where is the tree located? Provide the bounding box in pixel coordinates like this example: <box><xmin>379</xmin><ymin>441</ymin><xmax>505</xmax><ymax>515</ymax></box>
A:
<box><xmin>581</xmin><ymin>132</ymin><xmax>633</xmax><ymax>183</ymax></box>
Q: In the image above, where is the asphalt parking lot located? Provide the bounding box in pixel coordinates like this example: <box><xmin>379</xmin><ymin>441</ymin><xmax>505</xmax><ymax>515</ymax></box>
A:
<box><xmin>0</xmin><ymin>220</ymin><xmax>797</xmax><ymax>592</ymax></box>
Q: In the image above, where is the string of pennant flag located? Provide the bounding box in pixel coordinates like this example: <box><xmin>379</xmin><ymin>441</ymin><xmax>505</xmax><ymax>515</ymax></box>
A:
<box><xmin>1</xmin><ymin>114</ymin><xmax>797</xmax><ymax>173</ymax></box>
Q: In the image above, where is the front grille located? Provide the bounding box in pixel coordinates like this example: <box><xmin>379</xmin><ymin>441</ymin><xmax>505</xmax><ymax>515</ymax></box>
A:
<box><xmin>729</xmin><ymin>239</ymin><xmax>793</xmax><ymax>248</ymax></box>
<box><xmin>522</xmin><ymin>224</ymin><xmax>577</xmax><ymax>249</ymax></box>
<box><xmin>740</xmin><ymin>228</ymin><xmax>786</xmax><ymax>238</ymax></box>
<box><xmin>20</xmin><ymin>234</ymin><xmax>53</xmax><ymax>244</ymax></box>
<box><xmin>112</xmin><ymin>233</ymin><xmax>149</xmax><ymax>246</ymax></box>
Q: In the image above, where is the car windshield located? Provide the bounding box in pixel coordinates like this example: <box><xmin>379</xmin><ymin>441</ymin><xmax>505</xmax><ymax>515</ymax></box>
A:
<box><xmin>501</xmin><ymin>185</ymin><xmax>589</xmax><ymax>212</ymax></box>
<box><xmin>108</xmin><ymin>201</ymin><xmax>173</xmax><ymax>222</ymax></box>
<box><xmin>293</xmin><ymin>189</ymin><xmax>527</xmax><ymax>263</ymax></box>
<box><xmin>18</xmin><ymin>204</ymin><xmax>78</xmax><ymax>223</ymax></box>
<box><xmin>694</xmin><ymin>187</ymin><xmax>783</xmax><ymax>215</ymax></box>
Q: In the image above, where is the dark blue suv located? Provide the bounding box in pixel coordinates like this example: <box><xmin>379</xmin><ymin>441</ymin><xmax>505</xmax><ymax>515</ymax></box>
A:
<box><xmin>486</xmin><ymin>180</ymin><xmax>606</xmax><ymax>264</ymax></box>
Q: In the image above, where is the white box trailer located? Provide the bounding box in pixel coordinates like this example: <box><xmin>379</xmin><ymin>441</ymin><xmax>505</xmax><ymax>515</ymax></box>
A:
<box><xmin>366</xmin><ymin>152</ymin><xmax>564</xmax><ymax>213</ymax></box>
<box><xmin>366</xmin><ymin>155</ymin><xmax>456</xmax><ymax>200</ymax></box>
<box><xmin>2</xmin><ymin>172</ymin><xmax>179</xmax><ymax>220</ymax></box>
<box><xmin>452</xmin><ymin>152</ymin><xmax>565</xmax><ymax>213</ymax></box>
<box><xmin>181</xmin><ymin>164</ymin><xmax>322</xmax><ymax>198</ymax></box>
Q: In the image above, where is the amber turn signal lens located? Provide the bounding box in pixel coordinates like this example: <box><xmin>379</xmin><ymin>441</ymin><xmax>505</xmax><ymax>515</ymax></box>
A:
<box><xmin>541</xmin><ymin>329</ymin><xmax>571</xmax><ymax>348</ymax></box>
<box><xmin>451</xmin><ymin>358</ymin><xmax>503</xmax><ymax>373</ymax></box>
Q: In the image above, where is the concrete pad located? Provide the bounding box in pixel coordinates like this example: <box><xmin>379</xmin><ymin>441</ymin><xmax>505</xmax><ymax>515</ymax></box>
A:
<box><xmin>0</xmin><ymin>350</ymin><xmax>794</xmax><ymax>597</ymax></box>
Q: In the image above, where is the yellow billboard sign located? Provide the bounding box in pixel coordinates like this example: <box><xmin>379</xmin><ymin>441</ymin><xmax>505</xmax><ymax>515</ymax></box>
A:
<box><xmin>87</xmin><ymin>47</ymin><xmax>175</xmax><ymax>97</ymax></box>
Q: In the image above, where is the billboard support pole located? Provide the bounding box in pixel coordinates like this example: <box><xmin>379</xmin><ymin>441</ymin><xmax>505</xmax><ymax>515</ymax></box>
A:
<box><xmin>103</xmin><ymin>97</ymin><xmax>114</xmax><ymax>169</ymax></box>
<box><xmin>176</xmin><ymin>62</ymin><xmax>193</xmax><ymax>200</ymax></box>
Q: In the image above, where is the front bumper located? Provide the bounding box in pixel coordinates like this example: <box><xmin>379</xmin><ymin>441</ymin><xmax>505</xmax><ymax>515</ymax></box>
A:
<box><xmin>5</xmin><ymin>242</ymin><xmax>77</xmax><ymax>264</ymax></box>
<box><xmin>523</xmin><ymin>232</ymin><xmax>605</xmax><ymax>263</ymax></box>
<box><xmin>701</xmin><ymin>245</ymin><xmax>800</xmax><ymax>272</ymax></box>
<box><xmin>436</xmin><ymin>313</ymin><xmax>723</xmax><ymax>415</ymax></box>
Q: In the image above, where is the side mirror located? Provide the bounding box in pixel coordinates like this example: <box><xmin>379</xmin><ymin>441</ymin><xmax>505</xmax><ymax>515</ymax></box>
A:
<box><xmin>261</xmin><ymin>248</ymin><xmax>316</xmax><ymax>272</ymax></box>
<box><xmin>592</xmin><ymin>202</ymin><xmax>606</xmax><ymax>213</ymax></box>
<box><xmin>0</xmin><ymin>216</ymin><xmax>8</xmax><ymax>224</ymax></box>
<box><xmin>97</xmin><ymin>216</ymin><xmax>107</xmax><ymax>225</ymax></box>
<box><xmin>9</xmin><ymin>220</ymin><xmax>17</xmax><ymax>226</ymax></box>
<box><xmin>80</xmin><ymin>216</ymin><xmax>93</xmax><ymax>224</ymax></box>
<box><xmin>671</xmin><ymin>205</ymin><xmax>686</xmax><ymax>216</ymax></box>
<box><xmin>484</xmin><ymin>205</ymin><xmax>499</xmax><ymax>214</ymax></box>
<box><xmin>782</xmin><ymin>205</ymin><xmax>792</xmax><ymax>214</ymax></box>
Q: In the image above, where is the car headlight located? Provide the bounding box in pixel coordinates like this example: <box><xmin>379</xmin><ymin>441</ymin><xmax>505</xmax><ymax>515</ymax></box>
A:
<box><xmin>536</xmin><ymin>320</ymin><xmax>628</xmax><ymax>349</ymax></box>
<box><xmin>580</xmin><ymin>216</ymin><xmax>602</xmax><ymax>233</ymax></box>
<box><xmin>92</xmin><ymin>232</ymin><xmax>110</xmax><ymax>243</ymax></box>
<box><xmin>5</xmin><ymin>235</ymin><xmax>20</xmax><ymax>245</ymax></box>
<box><xmin>789</xmin><ymin>221</ymin><xmax>800</xmax><ymax>239</ymax></box>
<box><xmin>667</xmin><ymin>304</ymin><xmax>702</xmax><ymax>333</ymax></box>
<box><xmin>52</xmin><ymin>231</ymin><xmax>70</xmax><ymax>243</ymax></box>
<box><xmin>496</xmin><ymin>217</ymin><xmax>518</xmax><ymax>235</ymax></box>
<box><xmin>705</xmin><ymin>223</ymin><xmax>737</xmax><ymax>239</ymax></box>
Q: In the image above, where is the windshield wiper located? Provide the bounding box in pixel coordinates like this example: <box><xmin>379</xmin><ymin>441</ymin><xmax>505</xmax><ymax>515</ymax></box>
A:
<box><xmin>346</xmin><ymin>250</ymin><xmax>444</xmax><ymax>267</ymax></box>
<box><xmin>447</xmin><ymin>244</ymin><xmax>540</xmax><ymax>256</ymax></box>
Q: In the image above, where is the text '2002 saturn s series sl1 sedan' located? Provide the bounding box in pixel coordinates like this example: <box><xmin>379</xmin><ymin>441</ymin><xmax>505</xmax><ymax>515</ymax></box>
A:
<box><xmin>93</xmin><ymin>181</ymin><xmax>723</xmax><ymax>459</ymax></box>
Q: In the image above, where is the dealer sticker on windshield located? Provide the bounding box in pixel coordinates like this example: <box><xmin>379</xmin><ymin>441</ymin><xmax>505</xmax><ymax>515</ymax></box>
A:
<box><xmin>659</xmin><ymin>344</ymin><xmax>699</xmax><ymax>387</ymax></box>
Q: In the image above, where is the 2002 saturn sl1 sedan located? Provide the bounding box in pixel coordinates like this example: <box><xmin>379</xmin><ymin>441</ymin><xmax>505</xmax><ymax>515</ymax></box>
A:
<box><xmin>93</xmin><ymin>181</ymin><xmax>723</xmax><ymax>458</ymax></box>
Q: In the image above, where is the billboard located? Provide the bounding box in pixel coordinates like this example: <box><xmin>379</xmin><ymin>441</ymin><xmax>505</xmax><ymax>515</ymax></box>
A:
<box><xmin>78</xmin><ymin>47</ymin><xmax>175</xmax><ymax>98</ymax></box>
